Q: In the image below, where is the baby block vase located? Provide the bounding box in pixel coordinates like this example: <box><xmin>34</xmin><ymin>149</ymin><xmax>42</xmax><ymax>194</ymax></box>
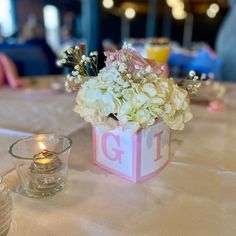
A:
<box><xmin>93</xmin><ymin>120</ymin><xmax>171</xmax><ymax>182</ymax></box>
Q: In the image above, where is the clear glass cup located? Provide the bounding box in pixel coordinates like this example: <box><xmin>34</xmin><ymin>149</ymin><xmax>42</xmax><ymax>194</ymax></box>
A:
<box><xmin>146</xmin><ymin>38</ymin><xmax>171</xmax><ymax>64</ymax></box>
<box><xmin>8</xmin><ymin>134</ymin><xmax>72</xmax><ymax>198</ymax></box>
<box><xmin>0</xmin><ymin>177</ymin><xmax>13</xmax><ymax>236</ymax></box>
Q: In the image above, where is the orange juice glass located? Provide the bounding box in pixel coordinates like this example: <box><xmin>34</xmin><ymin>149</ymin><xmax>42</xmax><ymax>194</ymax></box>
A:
<box><xmin>146</xmin><ymin>38</ymin><xmax>171</xmax><ymax>64</ymax></box>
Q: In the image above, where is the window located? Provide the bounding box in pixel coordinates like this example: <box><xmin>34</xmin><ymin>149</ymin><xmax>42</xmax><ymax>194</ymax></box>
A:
<box><xmin>0</xmin><ymin>0</ymin><xmax>15</xmax><ymax>37</ymax></box>
<box><xmin>43</xmin><ymin>5</ymin><xmax>60</xmax><ymax>51</ymax></box>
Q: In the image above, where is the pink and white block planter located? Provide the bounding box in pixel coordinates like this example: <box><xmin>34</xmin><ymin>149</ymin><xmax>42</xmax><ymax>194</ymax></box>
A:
<box><xmin>93</xmin><ymin>120</ymin><xmax>171</xmax><ymax>182</ymax></box>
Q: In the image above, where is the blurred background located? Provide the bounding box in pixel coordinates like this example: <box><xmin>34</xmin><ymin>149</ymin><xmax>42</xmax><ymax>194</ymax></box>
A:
<box><xmin>0</xmin><ymin>0</ymin><xmax>234</xmax><ymax>81</ymax></box>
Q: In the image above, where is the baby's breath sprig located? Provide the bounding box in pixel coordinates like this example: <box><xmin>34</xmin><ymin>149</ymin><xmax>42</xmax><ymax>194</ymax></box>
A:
<box><xmin>60</xmin><ymin>44</ymin><xmax>99</xmax><ymax>92</ymax></box>
<box><xmin>65</xmin><ymin>74</ymin><xmax>83</xmax><ymax>92</ymax></box>
<box><xmin>60</xmin><ymin>45</ymin><xmax>98</xmax><ymax>77</ymax></box>
<box><xmin>178</xmin><ymin>70</ymin><xmax>206</xmax><ymax>95</ymax></box>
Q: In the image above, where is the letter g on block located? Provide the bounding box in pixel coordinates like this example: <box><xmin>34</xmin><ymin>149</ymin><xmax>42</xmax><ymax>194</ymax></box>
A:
<box><xmin>101</xmin><ymin>133</ymin><xmax>124</xmax><ymax>164</ymax></box>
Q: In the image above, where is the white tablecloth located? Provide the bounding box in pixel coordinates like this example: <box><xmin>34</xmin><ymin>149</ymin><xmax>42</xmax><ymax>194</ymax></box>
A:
<box><xmin>1</xmin><ymin>78</ymin><xmax>236</xmax><ymax>236</ymax></box>
<box><xmin>0</xmin><ymin>77</ymin><xmax>85</xmax><ymax>175</ymax></box>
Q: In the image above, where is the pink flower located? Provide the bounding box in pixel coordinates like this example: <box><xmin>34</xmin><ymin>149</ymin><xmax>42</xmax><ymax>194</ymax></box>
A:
<box><xmin>208</xmin><ymin>100</ymin><xmax>224</xmax><ymax>112</ymax></box>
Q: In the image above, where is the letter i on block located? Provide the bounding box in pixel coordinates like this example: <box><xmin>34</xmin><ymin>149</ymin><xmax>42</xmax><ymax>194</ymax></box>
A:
<box><xmin>93</xmin><ymin>120</ymin><xmax>171</xmax><ymax>182</ymax></box>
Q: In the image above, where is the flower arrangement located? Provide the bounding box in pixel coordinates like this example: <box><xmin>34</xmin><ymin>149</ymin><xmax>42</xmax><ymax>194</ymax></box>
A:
<box><xmin>61</xmin><ymin>44</ymin><xmax>203</xmax><ymax>132</ymax></box>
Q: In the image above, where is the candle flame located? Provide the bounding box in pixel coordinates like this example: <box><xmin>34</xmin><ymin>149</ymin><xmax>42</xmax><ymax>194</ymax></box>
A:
<box><xmin>39</xmin><ymin>142</ymin><xmax>46</xmax><ymax>150</ymax></box>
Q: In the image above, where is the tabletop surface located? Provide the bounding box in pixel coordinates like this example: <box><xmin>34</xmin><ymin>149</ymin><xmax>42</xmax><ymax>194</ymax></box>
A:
<box><xmin>0</xmin><ymin>76</ymin><xmax>236</xmax><ymax>236</ymax></box>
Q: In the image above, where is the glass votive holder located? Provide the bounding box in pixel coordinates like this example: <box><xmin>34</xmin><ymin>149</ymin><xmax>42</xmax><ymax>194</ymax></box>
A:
<box><xmin>8</xmin><ymin>134</ymin><xmax>72</xmax><ymax>198</ymax></box>
<box><xmin>0</xmin><ymin>176</ymin><xmax>13</xmax><ymax>236</ymax></box>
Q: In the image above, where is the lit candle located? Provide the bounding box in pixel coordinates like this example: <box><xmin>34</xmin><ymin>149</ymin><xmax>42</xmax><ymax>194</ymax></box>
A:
<box><xmin>33</xmin><ymin>142</ymin><xmax>57</xmax><ymax>165</ymax></box>
<box><xmin>29</xmin><ymin>142</ymin><xmax>64</xmax><ymax>194</ymax></box>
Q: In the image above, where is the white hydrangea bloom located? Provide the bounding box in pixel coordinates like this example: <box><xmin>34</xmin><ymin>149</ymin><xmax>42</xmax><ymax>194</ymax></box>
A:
<box><xmin>74</xmin><ymin>65</ymin><xmax>192</xmax><ymax>132</ymax></box>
